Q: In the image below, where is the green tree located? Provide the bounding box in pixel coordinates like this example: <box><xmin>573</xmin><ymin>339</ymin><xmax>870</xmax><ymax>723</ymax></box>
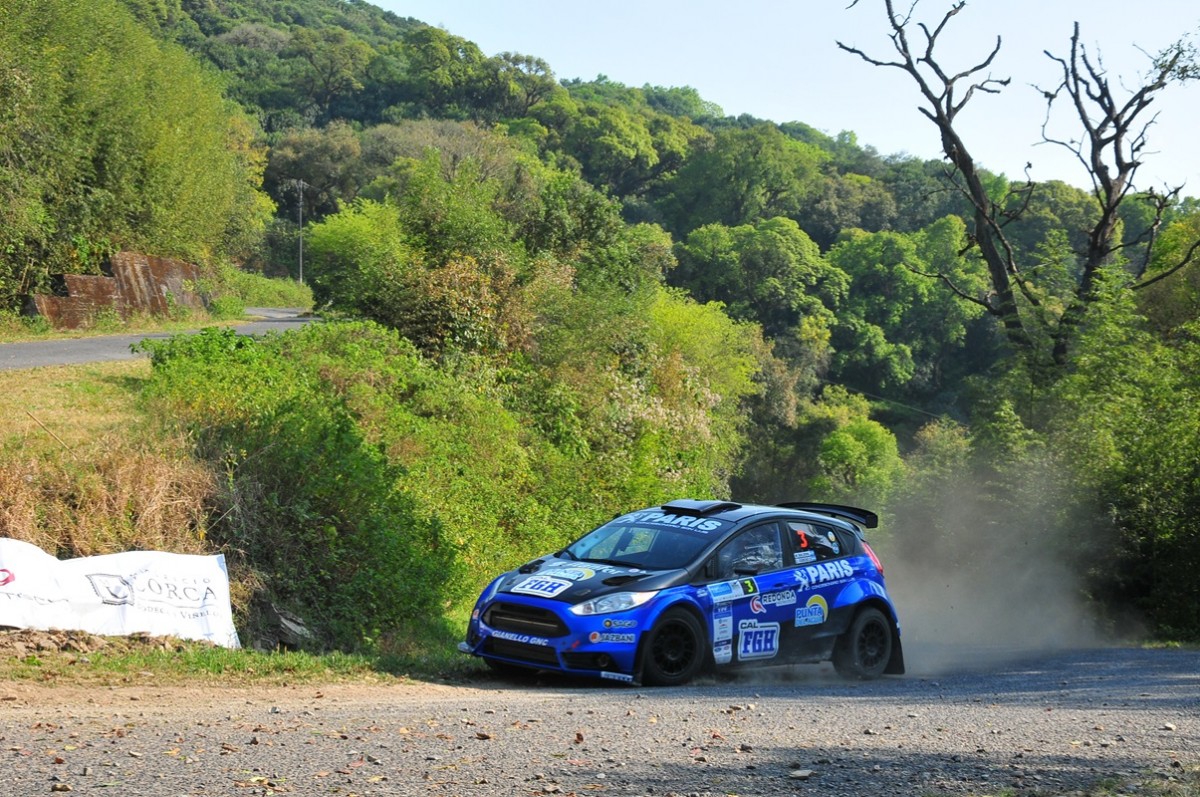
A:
<box><xmin>656</xmin><ymin>124</ymin><xmax>827</xmax><ymax>237</ymax></box>
<box><xmin>1045</xmin><ymin>270</ymin><xmax>1200</xmax><ymax>636</ymax></box>
<box><xmin>287</xmin><ymin>27</ymin><xmax>373</xmax><ymax>124</ymax></box>
<box><xmin>673</xmin><ymin>217</ymin><xmax>847</xmax><ymax>339</ymax></box>
<box><xmin>264</xmin><ymin>121</ymin><xmax>363</xmax><ymax>221</ymax></box>
<box><xmin>841</xmin><ymin>1</ymin><xmax>1200</xmax><ymax>371</ymax></box>
<box><xmin>827</xmin><ymin>217</ymin><xmax>988</xmax><ymax>397</ymax></box>
<box><xmin>0</xmin><ymin>0</ymin><xmax>271</xmax><ymax>307</ymax></box>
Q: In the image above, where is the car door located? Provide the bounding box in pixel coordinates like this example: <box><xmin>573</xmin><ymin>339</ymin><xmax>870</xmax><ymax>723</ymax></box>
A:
<box><xmin>783</xmin><ymin>520</ymin><xmax>858</xmax><ymax>653</ymax></box>
<box><xmin>700</xmin><ymin>522</ymin><xmax>791</xmax><ymax>667</ymax></box>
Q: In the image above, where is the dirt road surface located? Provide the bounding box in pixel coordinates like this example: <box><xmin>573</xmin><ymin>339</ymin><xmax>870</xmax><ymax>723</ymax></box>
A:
<box><xmin>1</xmin><ymin>647</ymin><xmax>1196</xmax><ymax>796</ymax></box>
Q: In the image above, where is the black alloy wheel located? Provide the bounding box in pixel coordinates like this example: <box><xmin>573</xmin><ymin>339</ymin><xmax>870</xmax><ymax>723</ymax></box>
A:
<box><xmin>640</xmin><ymin>608</ymin><xmax>705</xmax><ymax>686</ymax></box>
<box><xmin>832</xmin><ymin>606</ymin><xmax>892</xmax><ymax>680</ymax></box>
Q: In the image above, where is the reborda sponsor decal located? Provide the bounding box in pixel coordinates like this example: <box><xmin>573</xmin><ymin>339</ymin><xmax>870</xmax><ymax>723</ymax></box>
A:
<box><xmin>614</xmin><ymin>511</ymin><xmax>727</xmax><ymax>533</ymax></box>
<box><xmin>761</xmin><ymin>590</ymin><xmax>797</xmax><ymax>607</ymax></box>
<box><xmin>511</xmin><ymin>575</ymin><xmax>573</xmax><ymax>598</ymax></box>
<box><xmin>792</xmin><ymin>560</ymin><xmax>854</xmax><ymax>590</ymax></box>
<box><xmin>737</xmin><ymin>619</ymin><xmax>780</xmax><ymax>660</ymax></box>
<box><xmin>0</xmin><ymin>569</ymin><xmax>14</xmax><ymax>587</ymax></box>
<box><xmin>794</xmin><ymin>594</ymin><xmax>829</xmax><ymax>627</ymax></box>
<box><xmin>588</xmin><ymin>631</ymin><xmax>636</xmax><ymax>644</ymax></box>
<box><xmin>750</xmin><ymin>590</ymin><xmax>796</xmax><ymax>614</ymax></box>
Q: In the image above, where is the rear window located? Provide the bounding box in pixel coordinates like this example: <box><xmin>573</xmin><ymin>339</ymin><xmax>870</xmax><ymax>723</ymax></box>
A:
<box><xmin>787</xmin><ymin>521</ymin><xmax>849</xmax><ymax>564</ymax></box>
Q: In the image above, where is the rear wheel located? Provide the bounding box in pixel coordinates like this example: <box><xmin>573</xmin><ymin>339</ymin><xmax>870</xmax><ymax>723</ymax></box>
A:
<box><xmin>832</xmin><ymin>607</ymin><xmax>892</xmax><ymax>680</ymax></box>
<box><xmin>640</xmin><ymin>608</ymin><xmax>705</xmax><ymax>686</ymax></box>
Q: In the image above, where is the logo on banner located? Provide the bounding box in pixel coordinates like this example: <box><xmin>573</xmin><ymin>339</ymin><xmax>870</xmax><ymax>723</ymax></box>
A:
<box><xmin>87</xmin><ymin>574</ymin><xmax>135</xmax><ymax>605</ymax></box>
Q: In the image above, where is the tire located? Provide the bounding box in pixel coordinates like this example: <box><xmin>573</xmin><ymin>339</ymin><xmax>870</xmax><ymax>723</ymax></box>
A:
<box><xmin>832</xmin><ymin>607</ymin><xmax>893</xmax><ymax>680</ymax></box>
<box><xmin>640</xmin><ymin>608</ymin><xmax>705</xmax><ymax>686</ymax></box>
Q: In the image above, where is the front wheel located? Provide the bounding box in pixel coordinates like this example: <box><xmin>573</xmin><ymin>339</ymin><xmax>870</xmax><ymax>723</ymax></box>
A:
<box><xmin>640</xmin><ymin>608</ymin><xmax>705</xmax><ymax>686</ymax></box>
<box><xmin>832</xmin><ymin>607</ymin><xmax>892</xmax><ymax>680</ymax></box>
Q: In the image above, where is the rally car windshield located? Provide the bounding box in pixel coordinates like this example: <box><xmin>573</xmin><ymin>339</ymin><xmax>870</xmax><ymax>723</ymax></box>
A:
<box><xmin>565</xmin><ymin>522</ymin><xmax>714</xmax><ymax>570</ymax></box>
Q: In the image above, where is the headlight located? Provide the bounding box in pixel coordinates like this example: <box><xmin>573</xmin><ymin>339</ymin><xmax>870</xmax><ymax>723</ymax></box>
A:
<box><xmin>568</xmin><ymin>591</ymin><xmax>658</xmax><ymax>616</ymax></box>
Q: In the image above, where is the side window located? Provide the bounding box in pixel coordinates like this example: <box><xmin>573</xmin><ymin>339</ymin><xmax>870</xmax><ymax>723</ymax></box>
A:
<box><xmin>788</xmin><ymin>522</ymin><xmax>843</xmax><ymax>564</ymax></box>
<box><xmin>713</xmin><ymin>523</ymin><xmax>784</xmax><ymax>579</ymax></box>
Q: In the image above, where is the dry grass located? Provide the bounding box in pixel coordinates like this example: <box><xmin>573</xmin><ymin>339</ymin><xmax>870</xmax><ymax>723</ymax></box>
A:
<box><xmin>1</xmin><ymin>360</ymin><xmax>215</xmax><ymax>557</ymax></box>
<box><xmin>3</xmin><ymin>360</ymin><xmax>151</xmax><ymax>450</ymax></box>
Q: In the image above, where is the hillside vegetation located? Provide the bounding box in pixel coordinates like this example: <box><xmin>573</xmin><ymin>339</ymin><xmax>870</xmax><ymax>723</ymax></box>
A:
<box><xmin>1</xmin><ymin>0</ymin><xmax>1199</xmax><ymax>648</ymax></box>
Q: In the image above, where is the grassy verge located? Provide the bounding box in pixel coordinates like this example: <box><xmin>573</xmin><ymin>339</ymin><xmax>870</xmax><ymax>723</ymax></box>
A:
<box><xmin>0</xmin><ymin>627</ymin><xmax>485</xmax><ymax>687</ymax></box>
<box><xmin>2</xmin><ymin>359</ymin><xmax>152</xmax><ymax>450</ymax></box>
<box><xmin>0</xmin><ymin>308</ymin><xmax>251</xmax><ymax>344</ymax></box>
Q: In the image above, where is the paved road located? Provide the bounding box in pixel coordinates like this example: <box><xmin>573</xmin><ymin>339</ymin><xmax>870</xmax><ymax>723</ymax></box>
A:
<box><xmin>0</xmin><ymin>308</ymin><xmax>313</xmax><ymax>371</ymax></box>
<box><xmin>0</xmin><ymin>647</ymin><xmax>1196</xmax><ymax>796</ymax></box>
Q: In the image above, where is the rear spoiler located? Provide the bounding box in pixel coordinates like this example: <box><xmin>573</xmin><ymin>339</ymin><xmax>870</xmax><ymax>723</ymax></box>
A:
<box><xmin>776</xmin><ymin>502</ymin><xmax>878</xmax><ymax>530</ymax></box>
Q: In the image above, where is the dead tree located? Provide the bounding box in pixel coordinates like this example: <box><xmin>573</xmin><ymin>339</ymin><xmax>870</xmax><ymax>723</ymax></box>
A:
<box><xmin>839</xmin><ymin>0</ymin><xmax>1199</xmax><ymax>370</ymax></box>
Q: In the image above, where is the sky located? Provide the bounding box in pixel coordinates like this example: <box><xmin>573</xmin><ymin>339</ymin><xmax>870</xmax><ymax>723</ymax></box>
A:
<box><xmin>375</xmin><ymin>0</ymin><xmax>1200</xmax><ymax>192</ymax></box>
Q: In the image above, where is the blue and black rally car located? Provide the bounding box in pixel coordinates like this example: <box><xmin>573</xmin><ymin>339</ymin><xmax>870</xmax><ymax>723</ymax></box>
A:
<box><xmin>459</xmin><ymin>499</ymin><xmax>904</xmax><ymax>685</ymax></box>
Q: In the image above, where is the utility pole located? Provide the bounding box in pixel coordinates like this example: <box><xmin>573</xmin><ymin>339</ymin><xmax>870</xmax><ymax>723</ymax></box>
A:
<box><xmin>289</xmin><ymin>179</ymin><xmax>311</xmax><ymax>284</ymax></box>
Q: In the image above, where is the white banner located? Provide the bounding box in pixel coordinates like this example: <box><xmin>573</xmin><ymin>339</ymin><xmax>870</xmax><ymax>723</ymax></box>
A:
<box><xmin>0</xmin><ymin>538</ymin><xmax>240</xmax><ymax>648</ymax></box>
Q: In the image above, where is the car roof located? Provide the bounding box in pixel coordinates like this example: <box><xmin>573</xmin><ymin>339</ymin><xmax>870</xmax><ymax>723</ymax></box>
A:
<box><xmin>658</xmin><ymin>499</ymin><xmax>876</xmax><ymax>537</ymax></box>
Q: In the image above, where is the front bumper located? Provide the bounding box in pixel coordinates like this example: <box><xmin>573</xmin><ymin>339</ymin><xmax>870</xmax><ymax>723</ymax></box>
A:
<box><xmin>460</xmin><ymin>595</ymin><xmax>644</xmax><ymax>683</ymax></box>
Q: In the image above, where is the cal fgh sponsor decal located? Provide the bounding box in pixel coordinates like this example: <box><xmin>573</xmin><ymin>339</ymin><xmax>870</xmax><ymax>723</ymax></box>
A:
<box><xmin>737</xmin><ymin>619</ymin><xmax>780</xmax><ymax>661</ymax></box>
<box><xmin>792</xmin><ymin>560</ymin><xmax>854</xmax><ymax>590</ymax></box>
<box><xmin>511</xmin><ymin>575</ymin><xmax>573</xmax><ymax>598</ymax></box>
<box><xmin>794</xmin><ymin>594</ymin><xmax>829</xmax><ymax>627</ymax></box>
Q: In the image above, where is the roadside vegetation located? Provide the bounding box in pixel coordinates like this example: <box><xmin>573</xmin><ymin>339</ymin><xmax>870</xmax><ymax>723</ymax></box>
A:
<box><xmin>0</xmin><ymin>270</ymin><xmax>311</xmax><ymax>343</ymax></box>
<box><xmin>2</xmin><ymin>0</ymin><xmax>1200</xmax><ymax>672</ymax></box>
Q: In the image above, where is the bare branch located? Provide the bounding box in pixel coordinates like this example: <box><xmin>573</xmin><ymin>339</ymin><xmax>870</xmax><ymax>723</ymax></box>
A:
<box><xmin>1133</xmin><ymin>237</ymin><xmax>1200</xmax><ymax>290</ymax></box>
<box><xmin>902</xmin><ymin>261</ymin><xmax>993</xmax><ymax>309</ymax></box>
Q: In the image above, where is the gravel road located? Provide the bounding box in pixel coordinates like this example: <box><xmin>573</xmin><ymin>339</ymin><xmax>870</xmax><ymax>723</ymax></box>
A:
<box><xmin>2</xmin><ymin>647</ymin><xmax>1196</xmax><ymax>796</ymax></box>
<box><xmin>0</xmin><ymin>308</ymin><xmax>313</xmax><ymax>371</ymax></box>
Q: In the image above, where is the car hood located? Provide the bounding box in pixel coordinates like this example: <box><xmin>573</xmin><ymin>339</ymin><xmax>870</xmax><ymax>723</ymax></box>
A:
<box><xmin>496</xmin><ymin>557</ymin><xmax>684</xmax><ymax>603</ymax></box>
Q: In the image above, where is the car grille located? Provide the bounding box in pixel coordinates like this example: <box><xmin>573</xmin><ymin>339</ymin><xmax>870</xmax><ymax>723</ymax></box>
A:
<box><xmin>483</xmin><ymin>602</ymin><xmax>569</xmax><ymax>637</ymax></box>
<box><xmin>483</xmin><ymin>637</ymin><xmax>560</xmax><ymax>666</ymax></box>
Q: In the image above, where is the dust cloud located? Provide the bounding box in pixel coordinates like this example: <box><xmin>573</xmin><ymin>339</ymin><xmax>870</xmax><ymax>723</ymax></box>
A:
<box><xmin>875</xmin><ymin>487</ymin><xmax>1107</xmax><ymax>676</ymax></box>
